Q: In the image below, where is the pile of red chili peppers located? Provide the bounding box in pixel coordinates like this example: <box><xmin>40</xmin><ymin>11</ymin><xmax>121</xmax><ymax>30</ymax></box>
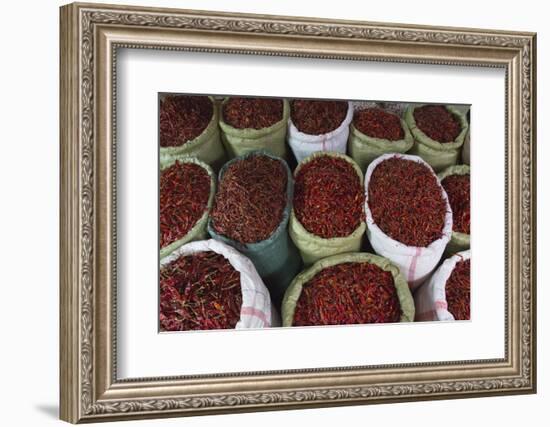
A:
<box><xmin>413</xmin><ymin>105</ymin><xmax>461</xmax><ymax>143</ymax></box>
<box><xmin>445</xmin><ymin>258</ymin><xmax>470</xmax><ymax>320</ymax></box>
<box><xmin>354</xmin><ymin>108</ymin><xmax>404</xmax><ymax>141</ymax></box>
<box><xmin>160</xmin><ymin>161</ymin><xmax>211</xmax><ymax>248</ymax></box>
<box><xmin>293</xmin><ymin>262</ymin><xmax>402</xmax><ymax>326</ymax></box>
<box><xmin>160</xmin><ymin>251</ymin><xmax>242</xmax><ymax>331</ymax></box>
<box><xmin>368</xmin><ymin>157</ymin><xmax>447</xmax><ymax>247</ymax></box>
<box><xmin>159</xmin><ymin>95</ymin><xmax>213</xmax><ymax>147</ymax></box>
<box><xmin>223</xmin><ymin>97</ymin><xmax>283</xmax><ymax>129</ymax></box>
<box><xmin>290</xmin><ymin>99</ymin><xmax>348</xmax><ymax>135</ymax></box>
<box><xmin>294</xmin><ymin>156</ymin><xmax>364</xmax><ymax>238</ymax></box>
<box><xmin>211</xmin><ymin>154</ymin><xmax>287</xmax><ymax>243</ymax></box>
<box><xmin>441</xmin><ymin>174</ymin><xmax>470</xmax><ymax>234</ymax></box>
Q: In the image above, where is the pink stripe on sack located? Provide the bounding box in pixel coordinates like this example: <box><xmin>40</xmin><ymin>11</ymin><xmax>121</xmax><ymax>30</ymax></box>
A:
<box><xmin>408</xmin><ymin>247</ymin><xmax>422</xmax><ymax>283</ymax></box>
<box><xmin>435</xmin><ymin>300</ymin><xmax>448</xmax><ymax>310</ymax></box>
<box><xmin>241</xmin><ymin>306</ymin><xmax>270</xmax><ymax>327</ymax></box>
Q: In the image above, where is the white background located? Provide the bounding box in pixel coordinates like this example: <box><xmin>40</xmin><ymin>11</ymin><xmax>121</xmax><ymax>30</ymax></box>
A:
<box><xmin>0</xmin><ymin>0</ymin><xmax>546</xmax><ymax>426</ymax></box>
<box><xmin>118</xmin><ymin>49</ymin><xmax>504</xmax><ymax>378</ymax></box>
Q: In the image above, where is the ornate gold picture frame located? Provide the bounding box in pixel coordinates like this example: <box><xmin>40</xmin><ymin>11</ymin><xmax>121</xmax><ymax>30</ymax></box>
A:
<box><xmin>60</xmin><ymin>2</ymin><xmax>536</xmax><ymax>423</ymax></box>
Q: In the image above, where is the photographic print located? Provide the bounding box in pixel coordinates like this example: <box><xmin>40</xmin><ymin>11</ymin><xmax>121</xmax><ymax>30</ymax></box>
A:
<box><xmin>158</xmin><ymin>95</ymin><xmax>471</xmax><ymax>332</ymax></box>
<box><xmin>60</xmin><ymin>3</ymin><xmax>535</xmax><ymax>422</ymax></box>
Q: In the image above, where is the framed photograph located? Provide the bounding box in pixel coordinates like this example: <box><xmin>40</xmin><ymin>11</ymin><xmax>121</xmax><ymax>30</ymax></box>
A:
<box><xmin>59</xmin><ymin>2</ymin><xmax>537</xmax><ymax>423</ymax></box>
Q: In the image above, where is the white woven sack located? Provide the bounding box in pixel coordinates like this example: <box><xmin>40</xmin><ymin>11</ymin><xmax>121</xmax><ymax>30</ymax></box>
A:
<box><xmin>287</xmin><ymin>101</ymin><xmax>353</xmax><ymax>162</ymax></box>
<box><xmin>414</xmin><ymin>250</ymin><xmax>471</xmax><ymax>321</ymax></box>
<box><xmin>160</xmin><ymin>239</ymin><xmax>278</xmax><ymax>328</ymax></box>
<box><xmin>364</xmin><ymin>153</ymin><xmax>453</xmax><ymax>289</ymax></box>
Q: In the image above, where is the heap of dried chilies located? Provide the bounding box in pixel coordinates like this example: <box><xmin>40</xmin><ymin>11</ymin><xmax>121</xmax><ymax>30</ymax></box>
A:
<box><xmin>223</xmin><ymin>97</ymin><xmax>283</xmax><ymax>129</ymax></box>
<box><xmin>445</xmin><ymin>258</ymin><xmax>470</xmax><ymax>320</ymax></box>
<box><xmin>354</xmin><ymin>108</ymin><xmax>404</xmax><ymax>141</ymax></box>
<box><xmin>160</xmin><ymin>251</ymin><xmax>242</xmax><ymax>331</ymax></box>
<box><xmin>290</xmin><ymin>99</ymin><xmax>348</xmax><ymax>135</ymax></box>
<box><xmin>368</xmin><ymin>157</ymin><xmax>447</xmax><ymax>247</ymax></box>
<box><xmin>413</xmin><ymin>105</ymin><xmax>461</xmax><ymax>143</ymax></box>
<box><xmin>159</xmin><ymin>95</ymin><xmax>213</xmax><ymax>147</ymax></box>
<box><xmin>211</xmin><ymin>154</ymin><xmax>287</xmax><ymax>243</ymax></box>
<box><xmin>441</xmin><ymin>174</ymin><xmax>470</xmax><ymax>234</ymax></box>
<box><xmin>293</xmin><ymin>262</ymin><xmax>402</xmax><ymax>326</ymax></box>
<box><xmin>294</xmin><ymin>156</ymin><xmax>364</xmax><ymax>238</ymax></box>
<box><xmin>160</xmin><ymin>161</ymin><xmax>211</xmax><ymax>248</ymax></box>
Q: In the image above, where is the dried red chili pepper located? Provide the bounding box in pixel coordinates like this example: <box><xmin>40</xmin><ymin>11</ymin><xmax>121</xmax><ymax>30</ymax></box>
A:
<box><xmin>354</xmin><ymin>108</ymin><xmax>404</xmax><ymax>141</ymax></box>
<box><xmin>441</xmin><ymin>174</ymin><xmax>470</xmax><ymax>234</ymax></box>
<box><xmin>160</xmin><ymin>161</ymin><xmax>211</xmax><ymax>248</ymax></box>
<box><xmin>160</xmin><ymin>251</ymin><xmax>242</xmax><ymax>331</ymax></box>
<box><xmin>211</xmin><ymin>154</ymin><xmax>287</xmax><ymax>243</ymax></box>
<box><xmin>413</xmin><ymin>105</ymin><xmax>461</xmax><ymax>143</ymax></box>
<box><xmin>368</xmin><ymin>157</ymin><xmax>447</xmax><ymax>247</ymax></box>
<box><xmin>445</xmin><ymin>258</ymin><xmax>470</xmax><ymax>320</ymax></box>
<box><xmin>294</xmin><ymin>156</ymin><xmax>364</xmax><ymax>238</ymax></box>
<box><xmin>223</xmin><ymin>97</ymin><xmax>283</xmax><ymax>129</ymax></box>
<box><xmin>159</xmin><ymin>95</ymin><xmax>213</xmax><ymax>147</ymax></box>
<box><xmin>290</xmin><ymin>99</ymin><xmax>348</xmax><ymax>135</ymax></box>
<box><xmin>293</xmin><ymin>262</ymin><xmax>402</xmax><ymax>326</ymax></box>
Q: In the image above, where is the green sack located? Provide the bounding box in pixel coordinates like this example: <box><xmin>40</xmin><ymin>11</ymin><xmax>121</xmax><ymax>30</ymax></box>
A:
<box><xmin>348</xmin><ymin>116</ymin><xmax>413</xmax><ymax>172</ymax></box>
<box><xmin>159</xmin><ymin>156</ymin><xmax>216</xmax><ymax>259</ymax></box>
<box><xmin>207</xmin><ymin>151</ymin><xmax>302</xmax><ymax>307</ymax></box>
<box><xmin>405</xmin><ymin>105</ymin><xmax>469</xmax><ymax>172</ymax></box>
<box><xmin>219</xmin><ymin>99</ymin><xmax>290</xmax><ymax>160</ymax></box>
<box><xmin>289</xmin><ymin>152</ymin><xmax>366</xmax><ymax>266</ymax></box>
<box><xmin>462</xmin><ymin>130</ymin><xmax>471</xmax><ymax>165</ymax></box>
<box><xmin>281</xmin><ymin>252</ymin><xmax>415</xmax><ymax>327</ymax></box>
<box><xmin>438</xmin><ymin>164</ymin><xmax>470</xmax><ymax>255</ymax></box>
<box><xmin>160</xmin><ymin>96</ymin><xmax>226</xmax><ymax>171</ymax></box>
